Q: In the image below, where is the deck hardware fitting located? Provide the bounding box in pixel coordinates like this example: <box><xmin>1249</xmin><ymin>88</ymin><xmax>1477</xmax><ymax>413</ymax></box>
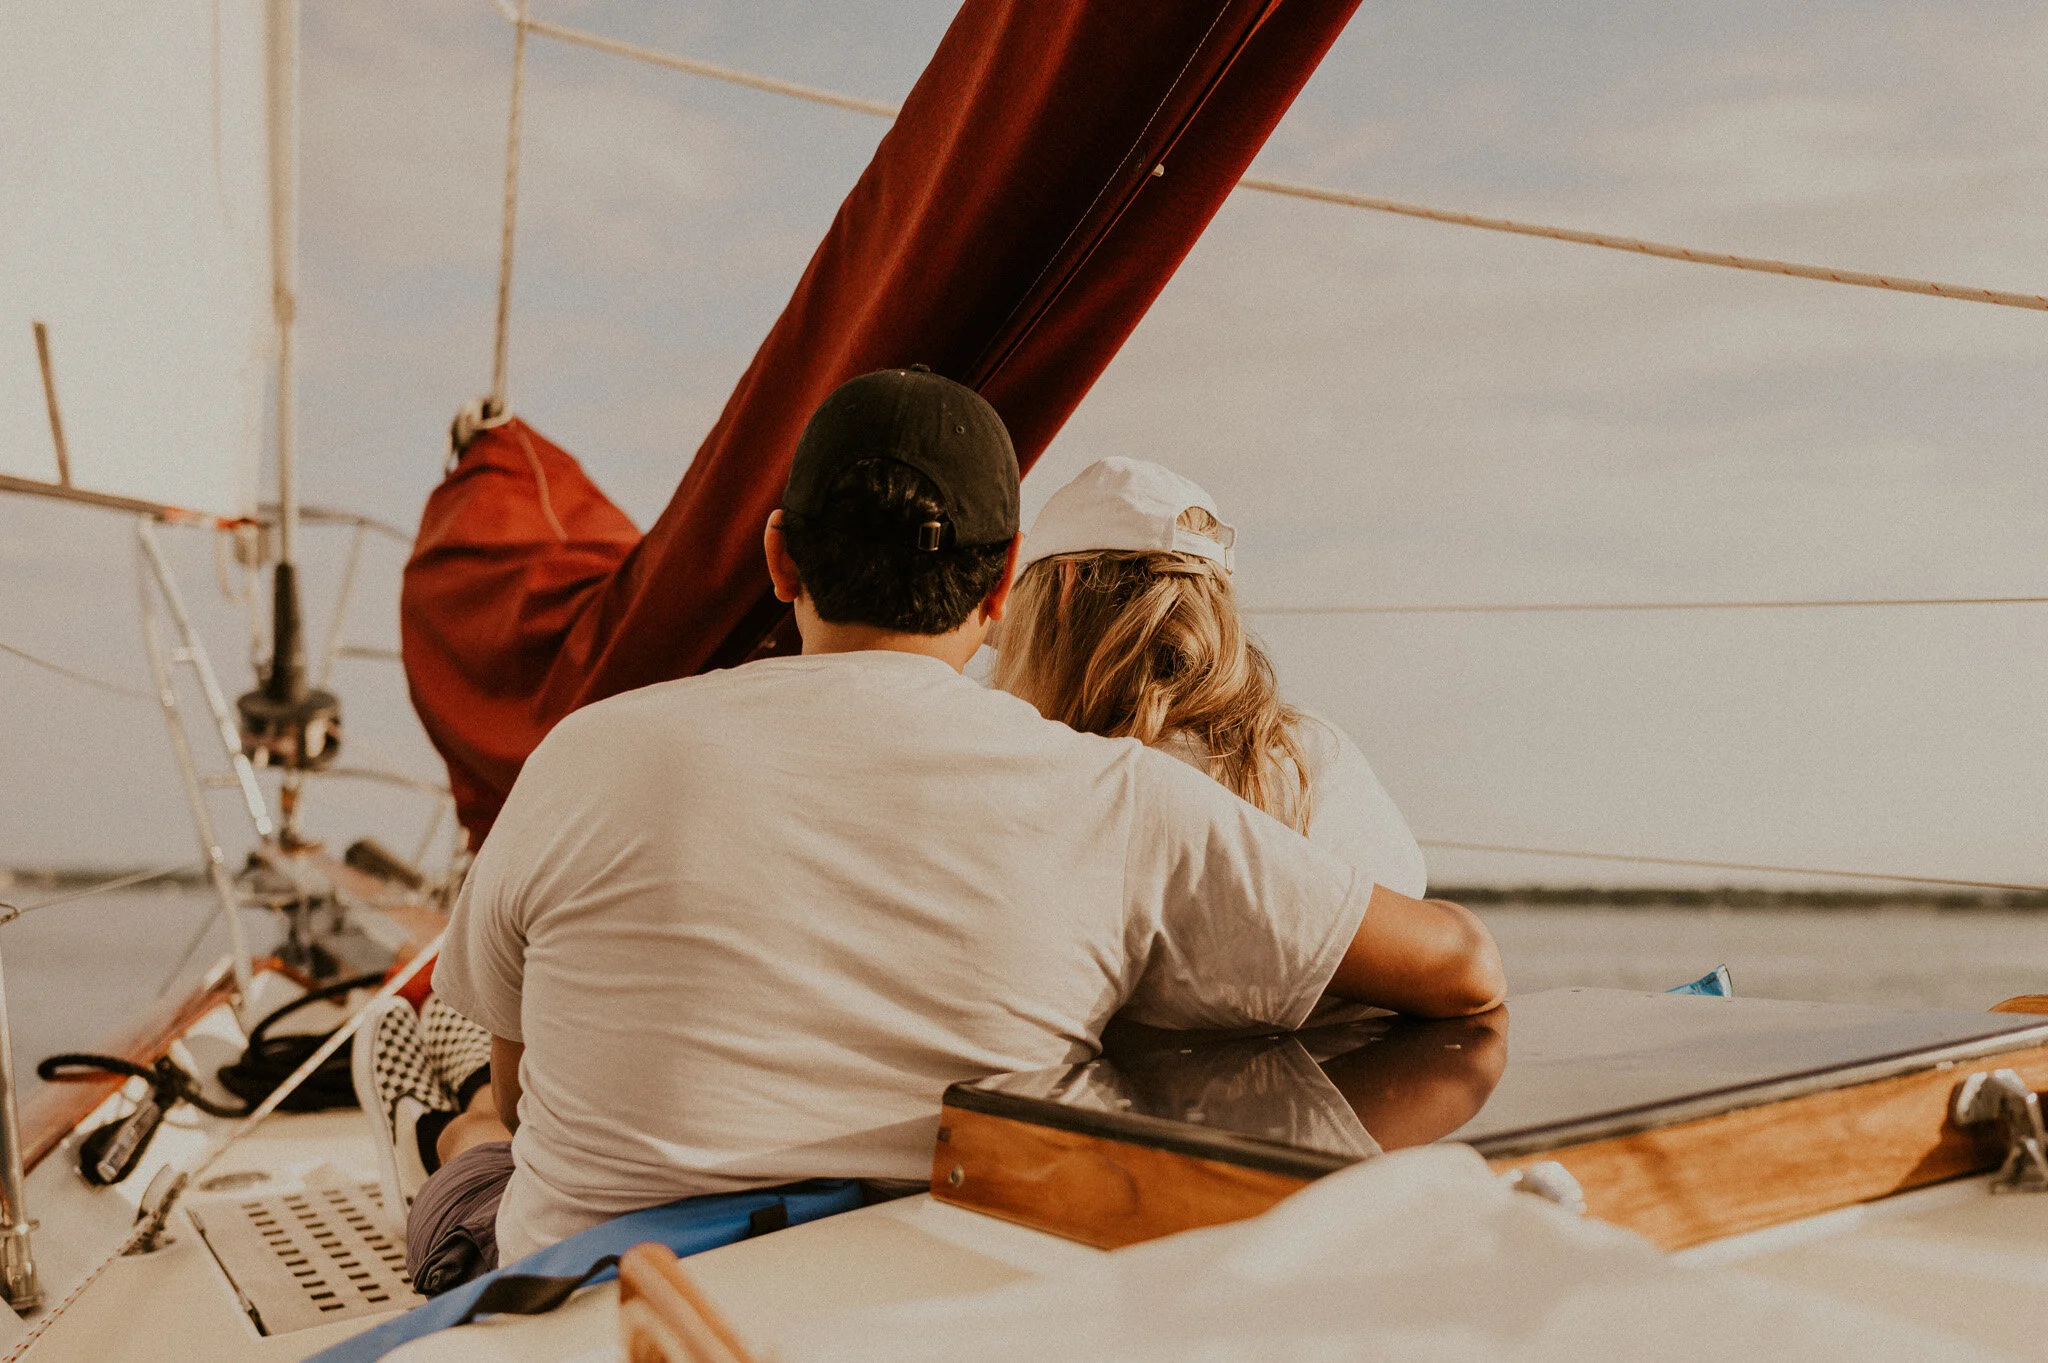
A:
<box><xmin>1950</xmin><ymin>1069</ymin><xmax>2048</xmax><ymax>1193</ymax></box>
<box><xmin>1503</xmin><ymin>1162</ymin><xmax>1587</xmax><ymax>1215</ymax></box>
<box><xmin>127</xmin><ymin>1168</ymin><xmax>189</xmax><ymax>1255</ymax></box>
<box><xmin>946</xmin><ymin>1166</ymin><xmax>965</xmax><ymax>1188</ymax></box>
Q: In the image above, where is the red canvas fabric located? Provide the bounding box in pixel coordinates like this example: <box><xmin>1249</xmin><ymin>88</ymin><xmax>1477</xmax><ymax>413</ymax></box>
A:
<box><xmin>403</xmin><ymin>0</ymin><xmax>1362</xmax><ymax>843</ymax></box>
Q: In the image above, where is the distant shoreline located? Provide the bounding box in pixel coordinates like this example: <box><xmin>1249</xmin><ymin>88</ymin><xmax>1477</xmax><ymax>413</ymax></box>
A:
<box><xmin>1440</xmin><ymin>884</ymin><xmax>2048</xmax><ymax>911</ymax></box>
<box><xmin>6</xmin><ymin>866</ymin><xmax>2044</xmax><ymax>912</ymax></box>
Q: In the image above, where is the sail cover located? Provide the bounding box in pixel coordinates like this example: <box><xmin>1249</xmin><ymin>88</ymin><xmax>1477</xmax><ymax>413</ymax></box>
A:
<box><xmin>0</xmin><ymin>1</ymin><xmax>273</xmax><ymax>518</ymax></box>
<box><xmin>404</xmin><ymin>0</ymin><xmax>1362</xmax><ymax>842</ymax></box>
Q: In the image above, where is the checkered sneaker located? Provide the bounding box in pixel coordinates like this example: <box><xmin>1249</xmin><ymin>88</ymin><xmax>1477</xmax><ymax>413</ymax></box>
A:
<box><xmin>357</xmin><ymin>998</ymin><xmax>454</xmax><ymax>1132</ymax></box>
<box><xmin>352</xmin><ymin>997</ymin><xmax>454</xmax><ymax>1228</ymax></box>
<box><xmin>420</xmin><ymin>995</ymin><xmax>494</xmax><ymax>1097</ymax></box>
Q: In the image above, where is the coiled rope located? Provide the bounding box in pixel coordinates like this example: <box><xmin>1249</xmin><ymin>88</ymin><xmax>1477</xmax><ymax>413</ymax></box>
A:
<box><xmin>485</xmin><ymin>2</ymin><xmax>2048</xmax><ymax>315</ymax></box>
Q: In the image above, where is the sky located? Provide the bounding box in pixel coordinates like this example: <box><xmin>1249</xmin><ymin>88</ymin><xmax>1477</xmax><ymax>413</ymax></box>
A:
<box><xmin>4</xmin><ymin>0</ymin><xmax>2047</xmax><ymax>891</ymax></box>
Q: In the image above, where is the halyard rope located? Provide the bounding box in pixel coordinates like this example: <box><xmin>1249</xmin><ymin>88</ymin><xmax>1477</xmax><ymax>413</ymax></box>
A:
<box><xmin>486</xmin><ymin>3</ymin><xmax>2048</xmax><ymax>314</ymax></box>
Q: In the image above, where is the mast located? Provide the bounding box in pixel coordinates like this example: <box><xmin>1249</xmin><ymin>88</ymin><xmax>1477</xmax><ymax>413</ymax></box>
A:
<box><xmin>238</xmin><ymin>0</ymin><xmax>341</xmax><ymax>826</ymax></box>
<box><xmin>269</xmin><ymin>0</ymin><xmax>300</xmax><ymax>571</ymax></box>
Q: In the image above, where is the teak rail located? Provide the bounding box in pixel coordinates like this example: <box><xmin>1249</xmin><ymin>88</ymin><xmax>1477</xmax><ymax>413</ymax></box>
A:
<box><xmin>933</xmin><ymin>1006</ymin><xmax>2048</xmax><ymax>1252</ymax></box>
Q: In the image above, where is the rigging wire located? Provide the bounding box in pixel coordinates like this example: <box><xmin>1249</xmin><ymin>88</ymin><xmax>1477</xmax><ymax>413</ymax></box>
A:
<box><xmin>508</xmin><ymin>9</ymin><xmax>901</xmax><ymax>118</ymax></box>
<box><xmin>1237</xmin><ymin>177</ymin><xmax>2048</xmax><ymax>312</ymax></box>
<box><xmin>0</xmin><ymin>640</ymin><xmax>154</xmax><ymax>702</ymax></box>
<box><xmin>1246</xmin><ymin>594</ymin><xmax>2048</xmax><ymax>617</ymax></box>
<box><xmin>1418</xmin><ymin>840</ymin><xmax>2048</xmax><ymax>894</ymax></box>
<box><xmin>422</xmin><ymin>7</ymin><xmax>2048</xmax><ymax>907</ymax></box>
<box><xmin>0</xmin><ymin>862</ymin><xmax>198</xmax><ymax>925</ymax></box>
<box><xmin>486</xmin><ymin>4</ymin><xmax>2048</xmax><ymax>315</ymax></box>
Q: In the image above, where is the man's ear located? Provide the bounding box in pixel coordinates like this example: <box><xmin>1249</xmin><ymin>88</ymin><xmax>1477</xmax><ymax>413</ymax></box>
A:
<box><xmin>763</xmin><ymin>510</ymin><xmax>804</xmax><ymax>605</ymax></box>
<box><xmin>980</xmin><ymin>534</ymin><xmax>1024</xmax><ymax>623</ymax></box>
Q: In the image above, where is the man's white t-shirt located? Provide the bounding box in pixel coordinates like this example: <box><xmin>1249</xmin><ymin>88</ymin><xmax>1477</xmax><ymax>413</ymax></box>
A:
<box><xmin>436</xmin><ymin>650</ymin><xmax>1369</xmax><ymax>1261</ymax></box>
<box><xmin>1159</xmin><ymin>711</ymin><xmax>1427</xmax><ymax>898</ymax></box>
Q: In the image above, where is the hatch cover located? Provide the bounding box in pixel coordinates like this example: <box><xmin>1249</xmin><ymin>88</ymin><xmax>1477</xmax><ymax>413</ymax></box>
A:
<box><xmin>189</xmin><ymin>1177</ymin><xmax>423</xmax><ymax>1335</ymax></box>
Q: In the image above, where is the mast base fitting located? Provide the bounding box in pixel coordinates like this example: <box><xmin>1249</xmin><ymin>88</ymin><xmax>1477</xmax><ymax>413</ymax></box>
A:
<box><xmin>236</xmin><ymin>687</ymin><xmax>343</xmax><ymax>772</ymax></box>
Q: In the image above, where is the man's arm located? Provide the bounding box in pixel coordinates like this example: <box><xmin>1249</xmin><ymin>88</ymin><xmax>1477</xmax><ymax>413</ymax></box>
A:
<box><xmin>1325</xmin><ymin>883</ymin><xmax>1506</xmax><ymax>1018</ymax></box>
<box><xmin>492</xmin><ymin>1035</ymin><xmax>524</xmax><ymax>1135</ymax></box>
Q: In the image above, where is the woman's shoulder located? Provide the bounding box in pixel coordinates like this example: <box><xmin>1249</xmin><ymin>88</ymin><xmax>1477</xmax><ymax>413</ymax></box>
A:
<box><xmin>1285</xmin><ymin>707</ymin><xmax>1429</xmax><ymax>897</ymax></box>
<box><xmin>1288</xmin><ymin>707</ymin><xmax>1360</xmax><ymax>773</ymax></box>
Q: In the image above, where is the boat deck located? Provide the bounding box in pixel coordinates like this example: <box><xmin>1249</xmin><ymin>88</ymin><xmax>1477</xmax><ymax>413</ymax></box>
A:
<box><xmin>17</xmin><ymin>1001</ymin><xmax>404</xmax><ymax>1361</ymax></box>
<box><xmin>12</xmin><ymin>995</ymin><xmax>2048</xmax><ymax>1361</ymax></box>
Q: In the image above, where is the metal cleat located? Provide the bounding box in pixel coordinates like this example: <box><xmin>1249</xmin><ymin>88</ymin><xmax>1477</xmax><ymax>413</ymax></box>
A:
<box><xmin>1951</xmin><ymin>1069</ymin><xmax>2048</xmax><ymax>1194</ymax></box>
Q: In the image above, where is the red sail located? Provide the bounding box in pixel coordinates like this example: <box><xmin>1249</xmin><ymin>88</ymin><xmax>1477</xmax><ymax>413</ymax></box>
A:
<box><xmin>403</xmin><ymin>0</ymin><xmax>1361</xmax><ymax>842</ymax></box>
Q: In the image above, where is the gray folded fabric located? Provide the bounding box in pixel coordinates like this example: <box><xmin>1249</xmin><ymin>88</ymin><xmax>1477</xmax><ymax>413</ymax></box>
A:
<box><xmin>406</xmin><ymin>1140</ymin><xmax>514</xmax><ymax>1296</ymax></box>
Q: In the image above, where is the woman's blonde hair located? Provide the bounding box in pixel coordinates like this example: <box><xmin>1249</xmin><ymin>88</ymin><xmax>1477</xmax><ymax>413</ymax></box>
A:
<box><xmin>993</xmin><ymin>507</ymin><xmax>1314</xmax><ymax>832</ymax></box>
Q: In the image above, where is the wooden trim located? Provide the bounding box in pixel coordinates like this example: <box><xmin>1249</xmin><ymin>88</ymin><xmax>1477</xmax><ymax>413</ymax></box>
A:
<box><xmin>1991</xmin><ymin>995</ymin><xmax>2048</xmax><ymax>1016</ymax></box>
<box><xmin>936</xmin><ymin>1042</ymin><xmax>2048</xmax><ymax>1253</ymax></box>
<box><xmin>932</xmin><ymin>1103</ymin><xmax>1312</xmax><ymax>1249</ymax></box>
<box><xmin>19</xmin><ymin>967</ymin><xmax>239</xmax><ymax>1172</ymax></box>
<box><xmin>618</xmin><ymin>1242</ymin><xmax>759</xmax><ymax>1363</ymax></box>
<box><xmin>1489</xmin><ymin>1039</ymin><xmax>2048</xmax><ymax>1249</ymax></box>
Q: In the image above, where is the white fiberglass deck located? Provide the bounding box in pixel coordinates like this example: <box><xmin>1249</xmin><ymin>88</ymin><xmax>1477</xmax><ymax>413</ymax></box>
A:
<box><xmin>13</xmin><ymin>1001</ymin><xmax>408</xmax><ymax>1362</ymax></box>
<box><xmin>12</xmin><ymin>996</ymin><xmax>2048</xmax><ymax>1363</ymax></box>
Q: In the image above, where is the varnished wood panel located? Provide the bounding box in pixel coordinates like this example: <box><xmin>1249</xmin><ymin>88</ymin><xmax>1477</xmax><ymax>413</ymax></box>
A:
<box><xmin>932</xmin><ymin>1103</ymin><xmax>1312</xmax><ymax>1248</ymax></box>
<box><xmin>1991</xmin><ymin>995</ymin><xmax>2048</xmax><ymax>1016</ymax></box>
<box><xmin>19</xmin><ymin>966</ymin><xmax>238</xmax><ymax>1172</ymax></box>
<box><xmin>1488</xmin><ymin>1040</ymin><xmax>2048</xmax><ymax>1249</ymax></box>
<box><xmin>938</xmin><ymin>1042</ymin><xmax>2048</xmax><ymax>1253</ymax></box>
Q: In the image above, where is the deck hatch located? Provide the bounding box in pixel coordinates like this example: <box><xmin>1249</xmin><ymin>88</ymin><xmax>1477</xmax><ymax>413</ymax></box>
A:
<box><xmin>189</xmin><ymin>1177</ymin><xmax>423</xmax><ymax>1335</ymax></box>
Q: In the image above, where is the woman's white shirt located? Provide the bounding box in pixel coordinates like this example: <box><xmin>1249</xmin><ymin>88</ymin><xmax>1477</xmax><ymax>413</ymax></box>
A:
<box><xmin>1159</xmin><ymin>711</ymin><xmax>1427</xmax><ymax>898</ymax></box>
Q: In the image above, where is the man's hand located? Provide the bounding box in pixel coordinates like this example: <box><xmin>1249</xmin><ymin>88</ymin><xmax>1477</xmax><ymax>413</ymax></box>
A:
<box><xmin>1325</xmin><ymin>884</ymin><xmax>1506</xmax><ymax>1017</ymax></box>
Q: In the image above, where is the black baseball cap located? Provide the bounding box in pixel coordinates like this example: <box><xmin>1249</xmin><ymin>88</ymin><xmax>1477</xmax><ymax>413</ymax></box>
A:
<box><xmin>784</xmin><ymin>367</ymin><xmax>1019</xmax><ymax>550</ymax></box>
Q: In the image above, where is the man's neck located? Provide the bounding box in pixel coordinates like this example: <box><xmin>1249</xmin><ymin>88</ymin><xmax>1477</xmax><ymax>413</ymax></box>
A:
<box><xmin>795</xmin><ymin>612</ymin><xmax>985</xmax><ymax>674</ymax></box>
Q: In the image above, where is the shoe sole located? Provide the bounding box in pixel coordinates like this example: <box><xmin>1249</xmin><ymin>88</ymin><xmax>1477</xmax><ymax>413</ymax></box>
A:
<box><xmin>351</xmin><ymin>996</ymin><xmax>415</xmax><ymax>1241</ymax></box>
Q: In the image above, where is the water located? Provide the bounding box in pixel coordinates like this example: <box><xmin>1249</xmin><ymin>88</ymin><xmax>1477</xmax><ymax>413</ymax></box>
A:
<box><xmin>1475</xmin><ymin>902</ymin><xmax>2048</xmax><ymax>1011</ymax></box>
<box><xmin>0</xmin><ymin>888</ymin><xmax>2041</xmax><ymax>1103</ymax></box>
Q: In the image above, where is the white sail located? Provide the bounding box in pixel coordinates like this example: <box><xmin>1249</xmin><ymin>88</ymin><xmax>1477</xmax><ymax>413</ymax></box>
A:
<box><xmin>0</xmin><ymin>1</ymin><xmax>274</xmax><ymax>519</ymax></box>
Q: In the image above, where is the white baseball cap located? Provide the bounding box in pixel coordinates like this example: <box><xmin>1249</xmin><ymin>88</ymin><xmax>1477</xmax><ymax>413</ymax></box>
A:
<box><xmin>1017</xmin><ymin>457</ymin><xmax>1236</xmax><ymax>575</ymax></box>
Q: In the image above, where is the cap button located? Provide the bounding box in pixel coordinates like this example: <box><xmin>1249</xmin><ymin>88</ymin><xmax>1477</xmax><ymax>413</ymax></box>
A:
<box><xmin>908</xmin><ymin>363</ymin><xmax>932</xmax><ymax>374</ymax></box>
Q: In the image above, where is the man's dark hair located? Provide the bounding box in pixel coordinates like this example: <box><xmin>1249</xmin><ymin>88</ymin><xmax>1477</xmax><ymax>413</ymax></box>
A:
<box><xmin>781</xmin><ymin>458</ymin><xmax>1009</xmax><ymax>634</ymax></box>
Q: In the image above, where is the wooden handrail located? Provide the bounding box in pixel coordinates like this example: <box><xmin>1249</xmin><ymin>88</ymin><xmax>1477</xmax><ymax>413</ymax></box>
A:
<box><xmin>618</xmin><ymin>1242</ymin><xmax>759</xmax><ymax>1363</ymax></box>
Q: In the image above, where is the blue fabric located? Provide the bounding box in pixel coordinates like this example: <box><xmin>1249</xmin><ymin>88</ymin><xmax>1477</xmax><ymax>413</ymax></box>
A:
<box><xmin>1667</xmin><ymin>965</ymin><xmax>1734</xmax><ymax>997</ymax></box>
<box><xmin>308</xmin><ymin>1178</ymin><xmax>864</xmax><ymax>1362</ymax></box>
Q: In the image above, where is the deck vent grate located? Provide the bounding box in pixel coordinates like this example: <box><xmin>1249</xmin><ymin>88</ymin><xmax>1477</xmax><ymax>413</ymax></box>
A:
<box><xmin>189</xmin><ymin>1177</ymin><xmax>424</xmax><ymax>1335</ymax></box>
